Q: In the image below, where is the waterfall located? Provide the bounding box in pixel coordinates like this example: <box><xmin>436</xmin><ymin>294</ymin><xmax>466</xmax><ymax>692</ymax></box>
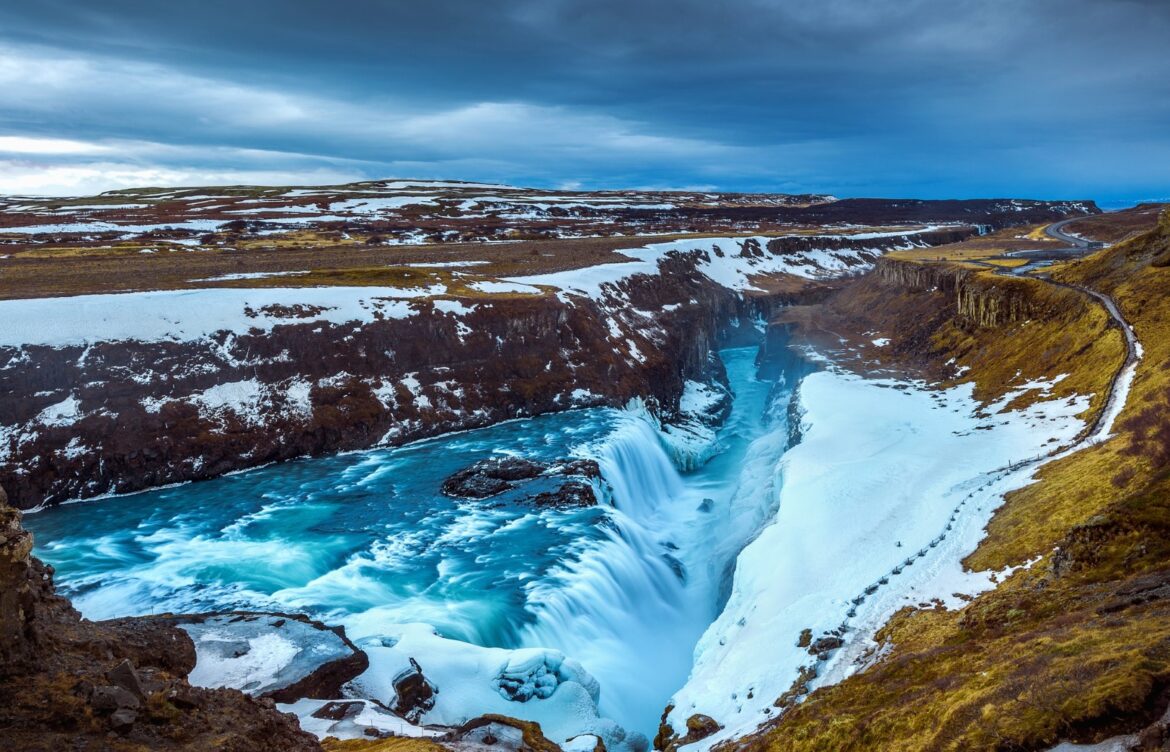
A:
<box><xmin>519</xmin><ymin>410</ymin><xmax>699</xmax><ymax>741</ymax></box>
<box><xmin>594</xmin><ymin>413</ymin><xmax>686</xmax><ymax>525</ymax></box>
<box><xmin>516</xmin><ymin>349</ymin><xmax>813</xmax><ymax>739</ymax></box>
<box><xmin>28</xmin><ymin>346</ymin><xmax>811</xmax><ymax>747</ymax></box>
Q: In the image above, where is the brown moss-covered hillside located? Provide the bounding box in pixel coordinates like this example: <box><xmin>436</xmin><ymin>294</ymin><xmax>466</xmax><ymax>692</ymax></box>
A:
<box><xmin>737</xmin><ymin>212</ymin><xmax>1170</xmax><ymax>751</ymax></box>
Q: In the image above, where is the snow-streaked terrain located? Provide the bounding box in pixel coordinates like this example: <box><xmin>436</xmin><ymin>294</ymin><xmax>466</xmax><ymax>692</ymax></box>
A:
<box><xmin>0</xmin><ymin>234</ymin><xmax>894</xmax><ymax>351</ymax></box>
<box><xmin>505</xmin><ymin>232</ymin><xmax>941</xmax><ymax>300</ymax></box>
<box><xmin>0</xmin><ymin>287</ymin><xmax>424</xmax><ymax>347</ymax></box>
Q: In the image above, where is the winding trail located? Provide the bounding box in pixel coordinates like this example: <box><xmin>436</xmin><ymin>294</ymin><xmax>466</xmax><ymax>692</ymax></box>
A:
<box><xmin>786</xmin><ymin>219</ymin><xmax>1144</xmax><ymax>714</ymax></box>
<box><xmin>1044</xmin><ymin>216</ymin><xmax>1092</xmax><ymax>247</ymax></box>
<box><xmin>1013</xmin><ymin>218</ymin><xmax>1142</xmax><ymax>446</ymax></box>
<box><xmin>1051</xmin><ymin>283</ymin><xmax>1141</xmax><ymax>446</ymax></box>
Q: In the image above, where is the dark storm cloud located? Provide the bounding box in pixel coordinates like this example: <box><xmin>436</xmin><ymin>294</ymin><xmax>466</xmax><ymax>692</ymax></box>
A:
<box><xmin>0</xmin><ymin>0</ymin><xmax>1167</xmax><ymax>201</ymax></box>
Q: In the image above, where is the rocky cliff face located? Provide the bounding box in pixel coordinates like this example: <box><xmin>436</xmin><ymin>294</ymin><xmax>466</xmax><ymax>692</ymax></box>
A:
<box><xmin>0</xmin><ymin>484</ymin><xmax>324</xmax><ymax>751</ymax></box>
<box><xmin>1</xmin><ymin>269</ymin><xmax>732</xmax><ymax>509</ymax></box>
<box><xmin>874</xmin><ymin>257</ymin><xmax>1038</xmax><ymax>327</ymax></box>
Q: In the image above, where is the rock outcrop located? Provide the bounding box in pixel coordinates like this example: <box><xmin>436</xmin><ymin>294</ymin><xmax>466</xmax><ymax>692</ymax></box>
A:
<box><xmin>441</xmin><ymin>457</ymin><xmax>553</xmax><ymax>498</ymax></box>
<box><xmin>531</xmin><ymin>480</ymin><xmax>597</xmax><ymax>509</ymax></box>
<box><xmin>874</xmin><ymin>257</ymin><xmax>1038</xmax><ymax>327</ymax></box>
<box><xmin>653</xmin><ymin>708</ymin><xmax>723</xmax><ymax>752</ymax></box>
<box><xmin>391</xmin><ymin>658</ymin><xmax>437</xmax><ymax>723</ymax></box>
<box><xmin>441</xmin><ymin>456</ymin><xmax>602</xmax><ymax>508</ymax></box>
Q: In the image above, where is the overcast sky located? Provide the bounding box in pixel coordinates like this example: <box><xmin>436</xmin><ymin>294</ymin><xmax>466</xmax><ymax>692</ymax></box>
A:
<box><xmin>0</xmin><ymin>0</ymin><xmax>1167</xmax><ymax>203</ymax></box>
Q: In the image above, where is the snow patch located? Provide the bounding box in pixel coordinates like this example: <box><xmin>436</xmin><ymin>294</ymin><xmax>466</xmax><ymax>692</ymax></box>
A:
<box><xmin>37</xmin><ymin>396</ymin><xmax>81</xmax><ymax>427</ymax></box>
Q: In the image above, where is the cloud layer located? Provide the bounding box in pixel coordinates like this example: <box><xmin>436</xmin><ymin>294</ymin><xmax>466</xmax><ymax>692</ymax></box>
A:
<box><xmin>0</xmin><ymin>1</ymin><xmax>1167</xmax><ymax>201</ymax></box>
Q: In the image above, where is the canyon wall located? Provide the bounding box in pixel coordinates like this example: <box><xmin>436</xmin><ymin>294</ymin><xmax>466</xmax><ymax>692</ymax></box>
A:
<box><xmin>874</xmin><ymin>257</ymin><xmax>1038</xmax><ymax>328</ymax></box>
<box><xmin>1</xmin><ymin>236</ymin><xmax>884</xmax><ymax>510</ymax></box>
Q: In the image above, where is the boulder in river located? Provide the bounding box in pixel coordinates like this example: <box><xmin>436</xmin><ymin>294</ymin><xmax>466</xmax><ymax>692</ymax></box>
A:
<box><xmin>532</xmin><ymin>480</ymin><xmax>598</xmax><ymax>509</ymax></box>
<box><xmin>441</xmin><ymin>456</ymin><xmax>603</xmax><ymax>504</ymax></box>
<box><xmin>441</xmin><ymin>457</ymin><xmax>548</xmax><ymax>498</ymax></box>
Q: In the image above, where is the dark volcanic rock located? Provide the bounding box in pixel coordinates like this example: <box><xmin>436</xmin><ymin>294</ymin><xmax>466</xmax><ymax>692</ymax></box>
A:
<box><xmin>532</xmin><ymin>480</ymin><xmax>598</xmax><ymax>509</ymax></box>
<box><xmin>552</xmin><ymin>458</ymin><xmax>602</xmax><ymax>480</ymax></box>
<box><xmin>808</xmin><ymin>635</ymin><xmax>844</xmax><ymax>655</ymax></box>
<box><xmin>442</xmin><ymin>456</ymin><xmax>547</xmax><ymax>498</ymax></box>
<box><xmin>443</xmin><ymin>456</ymin><xmax>603</xmax><ymax>508</ymax></box>
<box><xmin>310</xmin><ymin>700</ymin><xmax>363</xmax><ymax>721</ymax></box>
<box><xmin>393</xmin><ymin>657</ymin><xmax>437</xmax><ymax>723</ymax></box>
<box><xmin>90</xmin><ymin>684</ymin><xmax>140</xmax><ymax>713</ymax></box>
<box><xmin>107</xmin><ymin>658</ymin><xmax>147</xmax><ymax>700</ymax></box>
<box><xmin>109</xmin><ymin>706</ymin><xmax>138</xmax><ymax>732</ymax></box>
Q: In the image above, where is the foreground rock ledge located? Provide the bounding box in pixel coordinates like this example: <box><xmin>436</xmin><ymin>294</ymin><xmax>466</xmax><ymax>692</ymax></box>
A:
<box><xmin>0</xmin><ymin>483</ymin><xmax>322</xmax><ymax>751</ymax></box>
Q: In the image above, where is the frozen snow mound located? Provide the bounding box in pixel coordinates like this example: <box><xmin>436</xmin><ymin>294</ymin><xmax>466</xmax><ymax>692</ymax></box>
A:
<box><xmin>348</xmin><ymin>623</ymin><xmax>647</xmax><ymax>752</ymax></box>
<box><xmin>496</xmin><ymin>648</ymin><xmax>601</xmax><ymax>704</ymax></box>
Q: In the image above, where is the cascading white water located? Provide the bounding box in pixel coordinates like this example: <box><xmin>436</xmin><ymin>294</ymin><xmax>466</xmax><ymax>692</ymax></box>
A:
<box><xmin>515</xmin><ymin>341</ymin><xmax>811</xmax><ymax>739</ymax></box>
<box><xmin>594</xmin><ymin>414</ymin><xmax>687</xmax><ymax>525</ymax></box>
<box><xmin>519</xmin><ymin>411</ymin><xmax>702</xmax><ymax>739</ymax></box>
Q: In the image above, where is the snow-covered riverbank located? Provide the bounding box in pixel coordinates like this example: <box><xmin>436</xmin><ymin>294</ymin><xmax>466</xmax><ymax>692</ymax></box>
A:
<box><xmin>666</xmin><ymin>367</ymin><xmax>1091</xmax><ymax>749</ymax></box>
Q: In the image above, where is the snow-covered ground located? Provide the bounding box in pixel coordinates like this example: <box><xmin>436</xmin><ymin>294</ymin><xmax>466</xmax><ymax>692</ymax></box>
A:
<box><xmin>505</xmin><ymin>232</ymin><xmax>936</xmax><ymax>301</ymax></box>
<box><xmin>666</xmin><ymin>368</ymin><xmax>1091</xmax><ymax>749</ymax></box>
<box><xmin>0</xmin><ymin>286</ymin><xmax>425</xmax><ymax>347</ymax></box>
